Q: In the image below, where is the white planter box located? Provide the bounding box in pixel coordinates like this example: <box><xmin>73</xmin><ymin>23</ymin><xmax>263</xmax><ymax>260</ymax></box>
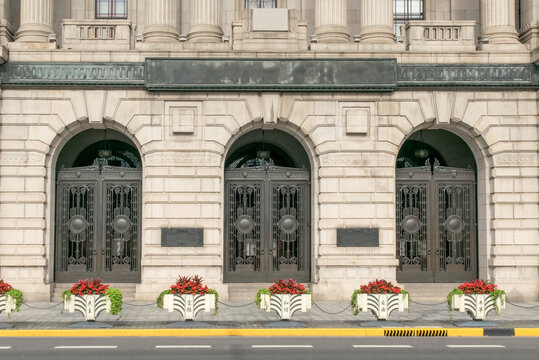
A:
<box><xmin>162</xmin><ymin>293</ymin><xmax>216</xmax><ymax>320</ymax></box>
<box><xmin>451</xmin><ymin>293</ymin><xmax>506</xmax><ymax>320</ymax></box>
<box><xmin>0</xmin><ymin>294</ymin><xmax>16</xmax><ymax>314</ymax></box>
<box><xmin>356</xmin><ymin>293</ymin><xmax>409</xmax><ymax>320</ymax></box>
<box><xmin>64</xmin><ymin>294</ymin><xmax>111</xmax><ymax>321</ymax></box>
<box><xmin>259</xmin><ymin>293</ymin><xmax>311</xmax><ymax>320</ymax></box>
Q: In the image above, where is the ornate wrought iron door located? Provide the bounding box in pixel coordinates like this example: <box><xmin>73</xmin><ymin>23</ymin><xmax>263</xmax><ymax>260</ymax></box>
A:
<box><xmin>55</xmin><ymin>161</ymin><xmax>141</xmax><ymax>283</ymax></box>
<box><xmin>224</xmin><ymin>166</ymin><xmax>310</xmax><ymax>282</ymax></box>
<box><xmin>396</xmin><ymin>161</ymin><xmax>476</xmax><ymax>283</ymax></box>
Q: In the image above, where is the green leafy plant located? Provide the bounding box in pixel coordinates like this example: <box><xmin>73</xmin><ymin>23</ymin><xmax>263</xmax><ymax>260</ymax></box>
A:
<box><xmin>6</xmin><ymin>288</ymin><xmax>24</xmax><ymax>313</ymax></box>
<box><xmin>350</xmin><ymin>279</ymin><xmax>410</xmax><ymax>315</ymax></box>
<box><xmin>0</xmin><ymin>280</ymin><xmax>24</xmax><ymax>313</ymax></box>
<box><xmin>447</xmin><ymin>279</ymin><xmax>506</xmax><ymax>313</ymax></box>
<box><xmin>255</xmin><ymin>288</ymin><xmax>271</xmax><ymax>307</ymax></box>
<box><xmin>156</xmin><ymin>289</ymin><xmax>172</xmax><ymax>309</ymax></box>
<box><xmin>105</xmin><ymin>288</ymin><xmax>123</xmax><ymax>315</ymax></box>
<box><xmin>61</xmin><ymin>289</ymin><xmax>72</xmax><ymax>302</ymax></box>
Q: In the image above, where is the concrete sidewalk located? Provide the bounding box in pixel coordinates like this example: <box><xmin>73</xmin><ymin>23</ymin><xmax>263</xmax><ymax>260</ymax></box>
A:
<box><xmin>2</xmin><ymin>300</ymin><xmax>539</xmax><ymax>330</ymax></box>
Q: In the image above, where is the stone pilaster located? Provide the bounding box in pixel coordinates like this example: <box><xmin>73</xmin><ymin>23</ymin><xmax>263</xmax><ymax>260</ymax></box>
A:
<box><xmin>188</xmin><ymin>0</ymin><xmax>223</xmax><ymax>43</ymax></box>
<box><xmin>15</xmin><ymin>0</ymin><xmax>53</xmax><ymax>42</ymax></box>
<box><xmin>480</xmin><ymin>0</ymin><xmax>520</xmax><ymax>44</ymax></box>
<box><xmin>314</xmin><ymin>0</ymin><xmax>350</xmax><ymax>43</ymax></box>
<box><xmin>143</xmin><ymin>0</ymin><xmax>179</xmax><ymax>43</ymax></box>
<box><xmin>359</xmin><ymin>0</ymin><xmax>395</xmax><ymax>44</ymax></box>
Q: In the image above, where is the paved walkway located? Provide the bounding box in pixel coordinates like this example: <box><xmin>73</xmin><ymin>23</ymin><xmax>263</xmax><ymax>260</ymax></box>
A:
<box><xmin>2</xmin><ymin>300</ymin><xmax>539</xmax><ymax>329</ymax></box>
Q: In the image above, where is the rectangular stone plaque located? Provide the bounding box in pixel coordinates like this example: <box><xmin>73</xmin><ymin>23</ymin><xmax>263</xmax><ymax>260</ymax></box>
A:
<box><xmin>161</xmin><ymin>228</ymin><xmax>203</xmax><ymax>247</ymax></box>
<box><xmin>337</xmin><ymin>228</ymin><xmax>379</xmax><ymax>247</ymax></box>
<box><xmin>145</xmin><ymin>58</ymin><xmax>397</xmax><ymax>92</ymax></box>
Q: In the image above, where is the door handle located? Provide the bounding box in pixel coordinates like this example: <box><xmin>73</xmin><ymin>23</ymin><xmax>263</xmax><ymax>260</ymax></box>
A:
<box><xmin>268</xmin><ymin>250</ymin><xmax>273</xmax><ymax>256</ymax></box>
<box><xmin>427</xmin><ymin>250</ymin><xmax>431</xmax><ymax>255</ymax></box>
<box><xmin>435</xmin><ymin>249</ymin><xmax>440</xmax><ymax>255</ymax></box>
<box><xmin>260</xmin><ymin>250</ymin><xmax>264</xmax><ymax>255</ymax></box>
<box><xmin>101</xmin><ymin>249</ymin><xmax>106</xmax><ymax>255</ymax></box>
<box><xmin>92</xmin><ymin>250</ymin><xmax>97</xmax><ymax>255</ymax></box>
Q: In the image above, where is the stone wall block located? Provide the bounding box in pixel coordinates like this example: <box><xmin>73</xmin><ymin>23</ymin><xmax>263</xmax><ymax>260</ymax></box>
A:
<box><xmin>85</xmin><ymin>90</ymin><xmax>106</xmax><ymax>124</ymax></box>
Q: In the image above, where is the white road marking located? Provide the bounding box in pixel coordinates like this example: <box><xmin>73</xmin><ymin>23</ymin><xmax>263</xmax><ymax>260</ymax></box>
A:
<box><xmin>252</xmin><ymin>345</ymin><xmax>313</xmax><ymax>348</ymax></box>
<box><xmin>0</xmin><ymin>346</ymin><xmax>12</xmax><ymax>349</ymax></box>
<box><xmin>446</xmin><ymin>345</ymin><xmax>506</xmax><ymax>348</ymax></box>
<box><xmin>353</xmin><ymin>345</ymin><xmax>413</xmax><ymax>348</ymax></box>
<box><xmin>155</xmin><ymin>345</ymin><xmax>212</xmax><ymax>349</ymax></box>
<box><xmin>54</xmin><ymin>346</ymin><xmax>118</xmax><ymax>349</ymax></box>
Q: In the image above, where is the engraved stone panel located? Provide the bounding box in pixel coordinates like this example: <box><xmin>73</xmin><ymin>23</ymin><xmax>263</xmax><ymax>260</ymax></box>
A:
<box><xmin>337</xmin><ymin>228</ymin><xmax>379</xmax><ymax>247</ymax></box>
<box><xmin>161</xmin><ymin>228</ymin><xmax>203</xmax><ymax>247</ymax></box>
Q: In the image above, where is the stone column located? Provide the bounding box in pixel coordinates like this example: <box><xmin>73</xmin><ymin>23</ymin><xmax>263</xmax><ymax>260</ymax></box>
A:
<box><xmin>359</xmin><ymin>0</ymin><xmax>395</xmax><ymax>43</ymax></box>
<box><xmin>188</xmin><ymin>0</ymin><xmax>223</xmax><ymax>43</ymax></box>
<box><xmin>480</xmin><ymin>0</ymin><xmax>520</xmax><ymax>44</ymax></box>
<box><xmin>143</xmin><ymin>0</ymin><xmax>179</xmax><ymax>43</ymax></box>
<box><xmin>16</xmin><ymin>0</ymin><xmax>53</xmax><ymax>42</ymax></box>
<box><xmin>314</xmin><ymin>0</ymin><xmax>350</xmax><ymax>43</ymax></box>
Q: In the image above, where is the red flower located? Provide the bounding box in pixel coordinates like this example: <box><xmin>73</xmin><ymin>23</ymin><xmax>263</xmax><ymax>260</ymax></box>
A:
<box><xmin>358</xmin><ymin>279</ymin><xmax>403</xmax><ymax>294</ymax></box>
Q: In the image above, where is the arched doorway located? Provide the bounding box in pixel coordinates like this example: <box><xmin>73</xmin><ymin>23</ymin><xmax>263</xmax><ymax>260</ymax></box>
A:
<box><xmin>396</xmin><ymin>129</ymin><xmax>477</xmax><ymax>283</ymax></box>
<box><xmin>224</xmin><ymin>130</ymin><xmax>311</xmax><ymax>282</ymax></box>
<box><xmin>55</xmin><ymin>130</ymin><xmax>142</xmax><ymax>283</ymax></box>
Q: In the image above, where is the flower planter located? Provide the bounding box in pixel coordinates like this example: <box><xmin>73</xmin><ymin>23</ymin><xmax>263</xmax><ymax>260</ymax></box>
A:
<box><xmin>64</xmin><ymin>294</ymin><xmax>111</xmax><ymax>321</ymax></box>
<box><xmin>355</xmin><ymin>293</ymin><xmax>408</xmax><ymax>320</ymax></box>
<box><xmin>162</xmin><ymin>293</ymin><xmax>216</xmax><ymax>320</ymax></box>
<box><xmin>259</xmin><ymin>293</ymin><xmax>311</xmax><ymax>320</ymax></box>
<box><xmin>451</xmin><ymin>293</ymin><xmax>506</xmax><ymax>320</ymax></box>
<box><xmin>0</xmin><ymin>294</ymin><xmax>16</xmax><ymax>315</ymax></box>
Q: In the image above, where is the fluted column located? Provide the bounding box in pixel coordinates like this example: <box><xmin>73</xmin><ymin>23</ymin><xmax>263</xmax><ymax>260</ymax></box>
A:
<box><xmin>359</xmin><ymin>0</ymin><xmax>395</xmax><ymax>43</ymax></box>
<box><xmin>143</xmin><ymin>0</ymin><xmax>179</xmax><ymax>43</ymax></box>
<box><xmin>480</xmin><ymin>0</ymin><xmax>520</xmax><ymax>44</ymax></box>
<box><xmin>188</xmin><ymin>0</ymin><xmax>223</xmax><ymax>43</ymax></box>
<box><xmin>314</xmin><ymin>0</ymin><xmax>350</xmax><ymax>43</ymax></box>
<box><xmin>16</xmin><ymin>0</ymin><xmax>53</xmax><ymax>42</ymax></box>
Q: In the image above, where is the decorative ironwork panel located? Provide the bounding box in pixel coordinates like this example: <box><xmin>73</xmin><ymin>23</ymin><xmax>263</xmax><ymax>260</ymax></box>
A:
<box><xmin>396</xmin><ymin>162</ymin><xmax>476</xmax><ymax>283</ymax></box>
<box><xmin>396</xmin><ymin>183</ymin><xmax>428</xmax><ymax>271</ymax></box>
<box><xmin>57</xmin><ymin>183</ymin><xmax>96</xmax><ymax>273</ymax></box>
<box><xmin>271</xmin><ymin>183</ymin><xmax>305</xmax><ymax>272</ymax></box>
<box><xmin>437</xmin><ymin>182</ymin><xmax>473</xmax><ymax>272</ymax></box>
<box><xmin>227</xmin><ymin>183</ymin><xmax>262</xmax><ymax>272</ymax></box>
<box><xmin>105</xmin><ymin>182</ymin><xmax>139</xmax><ymax>272</ymax></box>
<box><xmin>55</xmin><ymin>164</ymin><xmax>141</xmax><ymax>282</ymax></box>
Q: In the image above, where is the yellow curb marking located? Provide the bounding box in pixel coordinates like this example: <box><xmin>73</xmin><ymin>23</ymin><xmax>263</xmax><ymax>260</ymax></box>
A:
<box><xmin>0</xmin><ymin>328</ymin><xmax>485</xmax><ymax>337</ymax></box>
<box><xmin>514</xmin><ymin>329</ymin><xmax>539</xmax><ymax>337</ymax></box>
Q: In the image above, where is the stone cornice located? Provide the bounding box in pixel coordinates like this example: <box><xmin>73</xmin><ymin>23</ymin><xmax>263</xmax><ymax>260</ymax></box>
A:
<box><xmin>0</xmin><ymin>59</ymin><xmax>537</xmax><ymax>90</ymax></box>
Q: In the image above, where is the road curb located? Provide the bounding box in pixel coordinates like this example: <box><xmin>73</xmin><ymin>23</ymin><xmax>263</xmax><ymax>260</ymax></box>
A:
<box><xmin>0</xmin><ymin>328</ymin><xmax>492</xmax><ymax>337</ymax></box>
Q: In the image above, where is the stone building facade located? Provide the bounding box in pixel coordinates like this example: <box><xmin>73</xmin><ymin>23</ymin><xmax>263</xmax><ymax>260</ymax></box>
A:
<box><xmin>0</xmin><ymin>0</ymin><xmax>537</xmax><ymax>302</ymax></box>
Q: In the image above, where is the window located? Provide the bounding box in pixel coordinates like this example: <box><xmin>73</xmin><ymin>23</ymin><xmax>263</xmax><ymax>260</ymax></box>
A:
<box><xmin>245</xmin><ymin>0</ymin><xmax>277</xmax><ymax>9</ymax></box>
<box><xmin>96</xmin><ymin>0</ymin><xmax>128</xmax><ymax>19</ymax></box>
<box><xmin>393</xmin><ymin>0</ymin><xmax>425</xmax><ymax>35</ymax></box>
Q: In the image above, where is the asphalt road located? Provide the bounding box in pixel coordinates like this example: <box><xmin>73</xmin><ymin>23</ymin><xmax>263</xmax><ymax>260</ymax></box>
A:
<box><xmin>0</xmin><ymin>336</ymin><xmax>538</xmax><ymax>360</ymax></box>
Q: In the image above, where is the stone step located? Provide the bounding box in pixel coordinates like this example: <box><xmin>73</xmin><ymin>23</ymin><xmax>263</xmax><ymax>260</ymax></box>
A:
<box><xmin>51</xmin><ymin>283</ymin><xmax>137</xmax><ymax>302</ymax></box>
<box><xmin>226</xmin><ymin>283</ymin><xmax>273</xmax><ymax>302</ymax></box>
<box><xmin>398</xmin><ymin>283</ymin><xmax>461</xmax><ymax>303</ymax></box>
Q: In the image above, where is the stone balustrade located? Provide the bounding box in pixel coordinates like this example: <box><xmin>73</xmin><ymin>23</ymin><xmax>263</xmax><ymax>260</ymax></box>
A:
<box><xmin>404</xmin><ymin>20</ymin><xmax>476</xmax><ymax>52</ymax></box>
<box><xmin>62</xmin><ymin>19</ymin><xmax>133</xmax><ymax>50</ymax></box>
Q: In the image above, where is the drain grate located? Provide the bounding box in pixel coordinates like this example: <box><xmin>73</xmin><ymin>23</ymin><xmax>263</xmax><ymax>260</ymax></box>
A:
<box><xmin>384</xmin><ymin>329</ymin><xmax>448</xmax><ymax>337</ymax></box>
